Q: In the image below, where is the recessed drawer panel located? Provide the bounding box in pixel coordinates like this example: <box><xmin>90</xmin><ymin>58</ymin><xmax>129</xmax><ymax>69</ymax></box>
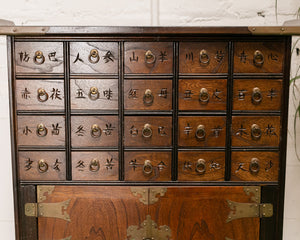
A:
<box><xmin>124</xmin><ymin>42</ymin><xmax>173</xmax><ymax>74</ymax></box>
<box><xmin>178</xmin><ymin>79</ymin><xmax>227</xmax><ymax>111</ymax></box>
<box><xmin>124</xmin><ymin>116</ymin><xmax>172</xmax><ymax>147</ymax></box>
<box><xmin>124</xmin><ymin>151</ymin><xmax>171</xmax><ymax>181</ymax></box>
<box><xmin>18</xmin><ymin>151</ymin><xmax>66</xmax><ymax>181</ymax></box>
<box><xmin>179</xmin><ymin>42</ymin><xmax>229</xmax><ymax>74</ymax></box>
<box><xmin>72</xmin><ymin>151</ymin><xmax>118</xmax><ymax>181</ymax></box>
<box><xmin>178</xmin><ymin>116</ymin><xmax>226</xmax><ymax>147</ymax></box>
<box><xmin>178</xmin><ymin>151</ymin><xmax>225</xmax><ymax>181</ymax></box>
<box><xmin>124</xmin><ymin>79</ymin><xmax>172</xmax><ymax>111</ymax></box>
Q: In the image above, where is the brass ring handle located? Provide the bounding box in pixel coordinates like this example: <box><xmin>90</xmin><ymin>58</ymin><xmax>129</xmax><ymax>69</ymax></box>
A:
<box><xmin>249</xmin><ymin>158</ymin><xmax>260</xmax><ymax>174</ymax></box>
<box><xmin>37</xmin><ymin>88</ymin><xmax>49</xmax><ymax>102</ymax></box>
<box><xmin>89</xmin><ymin>159</ymin><xmax>100</xmax><ymax>172</ymax></box>
<box><xmin>142</xmin><ymin>124</ymin><xmax>153</xmax><ymax>138</ymax></box>
<box><xmin>88</xmin><ymin>86</ymin><xmax>99</xmax><ymax>100</ymax></box>
<box><xmin>252</xmin><ymin>87</ymin><xmax>263</xmax><ymax>104</ymax></box>
<box><xmin>33</xmin><ymin>50</ymin><xmax>45</xmax><ymax>65</ymax></box>
<box><xmin>195</xmin><ymin>124</ymin><xmax>206</xmax><ymax>140</ymax></box>
<box><xmin>253</xmin><ymin>50</ymin><xmax>264</xmax><ymax>66</ymax></box>
<box><xmin>143</xmin><ymin>160</ymin><xmax>153</xmax><ymax>175</ymax></box>
<box><xmin>38</xmin><ymin>159</ymin><xmax>49</xmax><ymax>173</ymax></box>
<box><xmin>90</xmin><ymin>124</ymin><xmax>102</xmax><ymax>138</ymax></box>
<box><xmin>143</xmin><ymin>89</ymin><xmax>154</xmax><ymax>105</ymax></box>
<box><xmin>251</xmin><ymin>124</ymin><xmax>262</xmax><ymax>140</ymax></box>
<box><xmin>199</xmin><ymin>49</ymin><xmax>210</xmax><ymax>64</ymax></box>
<box><xmin>145</xmin><ymin>50</ymin><xmax>156</xmax><ymax>64</ymax></box>
<box><xmin>36</xmin><ymin>123</ymin><xmax>48</xmax><ymax>137</ymax></box>
<box><xmin>199</xmin><ymin>88</ymin><xmax>209</xmax><ymax>103</ymax></box>
<box><xmin>195</xmin><ymin>159</ymin><xmax>206</xmax><ymax>174</ymax></box>
<box><xmin>88</xmin><ymin>49</ymin><xmax>100</xmax><ymax>64</ymax></box>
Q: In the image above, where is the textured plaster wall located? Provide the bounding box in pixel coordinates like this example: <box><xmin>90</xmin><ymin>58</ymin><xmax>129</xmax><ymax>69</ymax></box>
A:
<box><xmin>0</xmin><ymin>0</ymin><xmax>299</xmax><ymax>239</ymax></box>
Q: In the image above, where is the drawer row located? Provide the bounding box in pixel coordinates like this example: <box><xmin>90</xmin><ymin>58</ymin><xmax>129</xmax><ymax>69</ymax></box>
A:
<box><xmin>18</xmin><ymin>150</ymin><xmax>279</xmax><ymax>182</ymax></box>
<box><xmin>15</xmin><ymin>41</ymin><xmax>284</xmax><ymax>75</ymax></box>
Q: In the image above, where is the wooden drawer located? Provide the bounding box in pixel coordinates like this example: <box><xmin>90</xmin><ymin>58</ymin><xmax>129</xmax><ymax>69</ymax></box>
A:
<box><xmin>178</xmin><ymin>151</ymin><xmax>225</xmax><ymax>181</ymax></box>
<box><xmin>18</xmin><ymin>151</ymin><xmax>66</xmax><ymax>181</ymax></box>
<box><xmin>178</xmin><ymin>79</ymin><xmax>227</xmax><ymax>111</ymax></box>
<box><xmin>231</xmin><ymin>151</ymin><xmax>279</xmax><ymax>182</ymax></box>
<box><xmin>70</xmin><ymin>42</ymin><xmax>119</xmax><ymax>74</ymax></box>
<box><xmin>178</xmin><ymin>116</ymin><xmax>226</xmax><ymax>147</ymax></box>
<box><xmin>124</xmin><ymin>42</ymin><xmax>173</xmax><ymax>74</ymax></box>
<box><xmin>124</xmin><ymin>151</ymin><xmax>171</xmax><ymax>181</ymax></box>
<box><xmin>15</xmin><ymin>42</ymin><xmax>64</xmax><ymax>74</ymax></box>
<box><xmin>179</xmin><ymin>42</ymin><xmax>229</xmax><ymax>74</ymax></box>
<box><xmin>16</xmin><ymin>79</ymin><xmax>64</xmax><ymax>111</ymax></box>
<box><xmin>71</xmin><ymin>116</ymin><xmax>118</xmax><ymax>147</ymax></box>
<box><xmin>233</xmin><ymin>79</ymin><xmax>282</xmax><ymax>111</ymax></box>
<box><xmin>70</xmin><ymin>79</ymin><xmax>118</xmax><ymax>110</ymax></box>
<box><xmin>72</xmin><ymin>151</ymin><xmax>118</xmax><ymax>181</ymax></box>
<box><xmin>17</xmin><ymin>116</ymin><xmax>65</xmax><ymax>147</ymax></box>
<box><xmin>124</xmin><ymin>116</ymin><xmax>172</xmax><ymax>147</ymax></box>
<box><xmin>124</xmin><ymin>79</ymin><xmax>172</xmax><ymax>111</ymax></box>
<box><xmin>234</xmin><ymin>41</ymin><xmax>284</xmax><ymax>73</ymax></box>
<box><xmin>231</xmin><ymin>116</ymin><xmax>281</xmax><ymax>147</ymax></box>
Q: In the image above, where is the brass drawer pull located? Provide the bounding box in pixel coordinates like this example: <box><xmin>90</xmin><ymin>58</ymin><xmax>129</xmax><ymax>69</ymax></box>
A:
<box><xmin>253</xmin><ymin>50</ymin><xmax>264</xmax><ymax>66</ymax></box>
<box><xmin>195</xmin><ymin>124</ymin><xmax>206</xmax><ymax>140</ymax></box>
<box><xmin>142</xmin><ymin>124</ymin><xmax>153</xmax><ymax>138</ymax></box>
<box><xmin>89</xmin><ymin>86</ymin><xmax>99</xmax><ymax>100</ymax></box>
<box><xmin>199</xmin><ymin>49</ymin><xmax>210</xmax><ymax>64</ymax></box>
<box><xmin>36</xmin><ymin>123</ymin><xmax>48</xmax><ymax>137</ymax></box>
<box><xmin>249</xmin><ymin>158</ymin><xmax>260</xmax><ymax>174</ymax></box>
<box><xmin>88</xmin><ymin>49</ymin><xmax>100</xmax><ymax>64</ymax></box>
<box><xmin>252</xmin><ymin>87</ymin><xmax>263</xmax><ymax>104</ymax></box>
<box><xmin>251</xmin><ymin>124</ymin><xmax>262</xmax><ymax>140</ymax></box>
<box><xmin>37</xmin><ymin>88</ymin><xmax>49</xmax><ymax>102</ymax></box>
<box><xmin>195</xmin><ymin>159</ymin><xmax>206</xmax><ymax>174</ymax></box>
<box><xmin>143</xmin><ymin>89</ymin><xmax>154</xmax><ymax>105</ymax></box>
<box><xmin>89</xmin><ymin>159</ymin><xmax>100</xmax><ymax>172</ymax></box>
<box><xmin>199</xmin><ymin>88</ymin><xmax>209</xmax><ymax>103</ymax></box>
<box><xmin>143</xmin><ymin>160</ymin><xmax>153</xmax><ymax>175</ymax></box>
<box><xmin>91</xmin><ymin>124</ymin><xmax>102</xmax><ymax>138</ymax></box>
<box><xmin>145</xmin><ymin>50</ymin><xmax>156</xmax><ymax>64</ymax></box>
<box><xmin>38</xmin><ymin>159</ymin><xmax>49</xmax><ymax>173</ymax></box>
<box><xmin>34</xmin><ymin>50</ymin><xmax>45</xmax><ymax>65</ymax></box>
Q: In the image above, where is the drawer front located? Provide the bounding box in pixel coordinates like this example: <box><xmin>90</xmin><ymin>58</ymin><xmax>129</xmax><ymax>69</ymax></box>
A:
<box><xmin>179</xmin><ymin>42</ymin><xmax>229</xmax><ymax>74</ymax></box>
<box><xmin>124</xmin><ymin>79</ymin><xmax>172</xmax><ymax>111</ymax></box>
<box><xmin>234</xmin><ymin>41</ymin><xmax>284</xmax><ymax>73</ymax></box>
<box><xmin>17</xmin><ymin>116</ymin><xmax>65</xmax><ymax>146</ymax></box>
<box><xmin>231</xmin><ymin>116</ymin><xmax>281</xmax><ymax>147</ymax></box>
<box><xmin>70</xmin><ymin>42</ymin><xmax>119</xmax><ymax>74</ymax></box>
<box><xmin>72</xmin><ymin>151</ymin><xmax>118</xmax><ymax>181</ymax></box>
<box><xmin>178</xmin><ymin>79</ymin><xmax>227</xmax><ymax>111</ymax></box>
<box><xmin>178</xmin><ymin>151</ymin><xmax>225</xmax><ymax>181</ymax></box>
<box><xmin>178</xmin><ymin>116</ymin><xmax>226</xmax><ymax>147</ymax></box>
<box><xmin>15</xmin><ymin>42</ymin><xmax>64</xmax><ymax>74</ymax></box>
<box><xmin>124</xmin><ymin>42</ymin><xmax>173</xmax><ymax>74</ymax></box>
<box><xmin>18</xmin><ymin>151</ymin><xmax>66</xmax><ymax>181</ymax></box>
<box><xmin>124</xmin><ymin>116</ymin><xmax>172</xmax><ymax>147</ymax></box>
<box><xmin>233</xmin><ymin>79</ymin><xmax>282</xmax><ymax>111</ymax></box>
<box><xmin>16</xmin><ymin>79</ymin><xmax>64</xmax><ymax>111</ymax></box>
<box><xmin>70</xmin><ymin>79</ymin><xmax>118</xmax><ymax>110</ymax></box>
<box><xmin>71</xmin><ymin>116</ymin><xmax>118</xmax><ymax>147</ymax></box>
<box><xmin>124</xmin><ymin>151</ymin><xmax>171</xmax><ymax>181</ymax></box>
<box><xmin>231</xmin><ymin>151</ymin><xmax>279</xmax><ymax>182</ymax></box>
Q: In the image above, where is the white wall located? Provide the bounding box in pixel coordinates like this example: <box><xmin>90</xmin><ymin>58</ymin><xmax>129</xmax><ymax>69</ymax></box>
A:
<box><xmin>0</xmin><ymin>0</ymin><xmax>299</xmax><ymax>239</ymax></box>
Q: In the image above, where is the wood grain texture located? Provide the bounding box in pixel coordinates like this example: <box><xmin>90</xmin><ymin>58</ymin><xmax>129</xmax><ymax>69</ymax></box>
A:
<box><xmin>178</xmin><ymin>79</ymin><xmax>227</xmax><ymax>111</ymax></box>
<box><xmin>72</xmin><ymin>151</ymin><xmax>118</xmax><ymax>181</ymax></box>
<box><xmin>179</xmin><ymin>42</ymin><xmax>229</xmax><ymax>74</ymax></box>
<box><xmin>124</xmin><ymin>151</ymin><xmax>172</xmax><ymax>181</ymax></box>
<box><xmin>124</xmin><ymin>79</ymin><xmax>172</xmax><ymax>111</ymax></box>
<box><xmin>124</xmin><ymin>42</ymin><xmax>173</xmax><ymax>74</ymax></box>
<box><xmin>178</xmin><ymin>151</ymin><xmax>225</xmax><ymax>181</ymax></box>
<box><xmin>70</xmin><ymin>42</ymin><xmax>119</xmax><ymax>74</ymax></box>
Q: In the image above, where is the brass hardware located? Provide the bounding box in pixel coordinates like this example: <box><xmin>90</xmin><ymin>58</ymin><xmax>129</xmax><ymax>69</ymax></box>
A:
<box><xmin>127</xmin><ymin>215</ymin><xmax>171</xmax><ymax>240</ymax></box>
<box><xmin>199</xmin><ymin>49</ymin><xmax>210</xmax><ymax>64</ymax></box>
<box><xmin>195</xmin><ymin>159</ymin><xmax>206</xmax><ymax>174</ymax></box>
<box><xmin>88</xmin><ymin>49</ymin><xmax>100</xmax><ymax>64</ymax></box>
<box><xmin>195</xmin><ymin>124</ymin><xmax>206</xmax><ymax>140</ymax></box>
<box><xmin>142</xmin><ymin>123</ymin><xmax>153</xmax><ymax>138</ymax></box>
<box><xmin>143</xmin><ymin>89</ymin><xmax>154</xmax><ymax>105</ymax></box>
<box><xmin>248</xmin><ymin>26</ymin><xmax>300</xmax><ymax>35</ymax></box>
<box><xmin>145</xmin><ymin>50</ymin><xmax>156</xmax><ymax>64</ymax></box>
<box><xmin>131</xmin><ymin>187</ymin><xmax>167</xmax><ymax>205</ymax></box>
<box><xmin>225</xmin><ymin>238</ymin><xmax>233</xmax><ymax>240</ymax></box>
<box><xmin>244</xmin><ymin>186</ymin><xmax>261</xmax><ymax>203</ymax></box>
<box><xmin>90</xmin><ymin>124</ymin><xmax>102</xmax><ymax>138</ymax></box>
<box><xmin>34</xmin><ymin>50</ymin><xmax>45</xmax><ymax>65</ymax></box>
<box><xmin>251</xmin><ymin>124</ymin><xmax>262</xmax><ymax>140</ymax></box>
<box><xmin>249</xmin><ymin>158</ymin><xmax>260</xmax><ymax>174</ymax></box>
<box><xmin>89</xmin><ymin>159</ymin><xmax>100</xmax><ymax>172</ymax></box>
<box><xmin>253</xmin><ymin>50</ymin><xmax>264</xmax><ymax>66</ymax></box>
<box><xmin>89</xmin><ymin>86</ymin><xmax>99</xmax><ymax>100</ymax></box>
<box><xmin>37</xmin><ymin>186</ymin><xmax>55</xmax><ymax>202</ymax></box>
<box><xmin>61</xmin><ymin>237</ymin><xmax>72</xmax><ymax>240</ymax></box>
<box><xmin>143</xmin><ymin>160</ymin><xmax>153</xmax><ymax>175</ymax></box>
<box><xmin>36</xmin><ymin>123</ymin><xmax>48</xmax><ymax>137</ymax></box>
<box><xmin>199</xmin><ymin>88</ymin><xmax>209</xmax><ymax>103</ymax></box>
<box><xmin>252</xmin><ymin>87</ymin><xmax>262</xmax><ymax>104</ymax></box>
<box><xmin>37</xmin><ymin>88</ymin><xmax>49</xmax><ymax>102</ymax></box>
<box><xmin>38</xmin><ymin>159</ymin><xmax>49</xmax><ymax>173</ymax></box>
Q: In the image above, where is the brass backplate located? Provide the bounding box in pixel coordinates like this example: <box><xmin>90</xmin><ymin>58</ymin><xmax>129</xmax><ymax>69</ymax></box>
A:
<box><xmin>131</xmin><ymin>187</ymin><xmax>167</xmax><ymax>205</ymax></box>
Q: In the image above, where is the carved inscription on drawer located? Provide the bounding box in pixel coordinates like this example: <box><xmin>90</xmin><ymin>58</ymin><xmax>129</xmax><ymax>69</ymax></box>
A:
<box><xmin>70</xmin><ymin>42</ymin><xmax>118</xmax><ymax>74</ymax></box>
<box><xmin>17</xmin><ymin>116</ymin><xmax>65</xmax><ymax>146</ymax></box>
<box><xmin>124</xmin><ymin>42</ymin><xmax>173</xmax><ymax>74</ymax></box>
<box><xmin>231</xmin><ymin>151</ymin><xmax>279</xmax><ymax>181</ymax></box>
<box><xmin>15</xmin><ymin>42</ymin><xmax>64</xmax><ymax>74</ymax></box>
<box><xmin>18</xmin><ymin>151</ymin><xmax>66</xmax><ymax>181</ymax></box>
<box><xmin>124</xmin><ymin>116</ymin><xmax>172</xmax><ymax>147</ymax></box>
<box><xmin>70</xmin><ymin>79</ymin><xmax>118</xmax><ymax>110</ymax></box>
<box><xmin>71</xmin><ymin>116</ymin><xmax>118</xmax><ymax>147</ymax></box>
<box><xmin>16</xmin><ymin>79</ymin><xmax>64</xmax><ymax>111</ymax></box>
<box><xmin>233</xmin><ymin>79</ymin><xmax>282</xmax><ymax>111</ymax></box>
<box><xmin>178</xmin><ymin>151</ymin><xmax>225</xmax><ymax>181</ymax></box>
<box><xmin>72</xmin><ymin>152</ymin><xmax>118</xmax><ymax>181</ymax></box>
<box><xmin>124</xmin><ymin>79</ymin><xmax>172</xmax><ymax>110</ymax></box>
<box><xmin>231</xmin><ymin>116</ymin><xmax>281</xmax><ymax>147</ymax></box>
<box><xmin>234</xmin><ymin>42</ymin><xmax>284</xmax><ymax>73</ymax></box>
<box><xmin>179</xmin><ymin>42</ymin><xmax>229</xmax><ymax>74</ymax></box>
<box><xmin>124</xmin><ymin>151</ymin><xmax>171</xmax><ymax>181</ymax></box>
<box><xmin>178</xmin><ymin>116</ymin><xmax>226</xmax><ymax>147</ymax></box>
<box><xmin>178</xmin><ymin>79</ymin><xmax>227</xmax><ymax>111</ymax></box>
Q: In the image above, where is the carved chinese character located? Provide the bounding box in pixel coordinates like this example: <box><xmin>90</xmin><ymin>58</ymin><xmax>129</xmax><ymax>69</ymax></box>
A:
<box><xmin>267</xmin><ymin>88</ymin><xmax>277</xmax><ymax>100</ymax></box>
<box><xmin>103</xmin><ymin>88</ymin><xmax>113</xmax><ymax>100</ymax></box>
<box><xmin>19</xmin><ymin>51</ymin><xmax>30</xmax><ymax>62</ymax></box>
<box><xmin>265</xmin><ymin>124</ymin><xmax>277</xmax><ymax>137</ymax></box>
<box><xmin>209</xmin><ymin>160</ymin><xmax>221</xmax><ymax>170</ymax></box>
<box><xmin>235</xmin><ymin>163</ymin><xmax>247</xmax><ymax>173</ymax></box>
<box><xmin>184</xmin><ymin>123</ymin><xmax>192</xmax><ymax>136</ymax></box>
<box><xmin>159</xmin><ymin>51</ymin><xmax>167</xmax><ymax>62</ymax></box>
<box><xmin>235</xmin><ymin>124</ymin><xmax>248</xmax><ymax>136</ymax></box>
<box><xmin>128</xmin><ymin>89</ymin><xmax>138</xmax><ymax>99</ymax></box>
<box><xmin>103</xmin><ymin>51</ymin><xmax>115</xmax><ymax>63</ymax></box>
<box><xmin>103</xmin><ymin>123</ymin><xmax>114</xmax><ymax>136</ymax></box>
<box><xmin>265</xmin><ymin>160</ymin><xmax>273</xmax><ymax>172</ymax></box>
<box><xmin>130</xmin><ymin>52</ymin><xmax>138</xmax><ymax>62</ymax></box>
<box><xmin>159</xmin><ymin>88</ymin><xmax>167</xmax><ymax>98</ymax></box>
<box><xmin>76</xmin><ymin>88</ymin><xmax>86</xmax><ymax>99</ymax></box>
<box><xmin>129</xmin><ymin>159</ymin><xmax>138</xmax><ymax>171</ymax></box>
<box><xmin>238</xmin><ymin>89</ymin><xmax>247</xmax><ymax>100</ymax></box>
<box><xmin>157</xmin><ymin>161</ymin><xmax>166</xmax><ymax>171</ymax></box>
<box><xmin>21</xmin><ymin>88</ymin><xmax>31</xmax><ymax>99</ymax></box>
<box><xmin>211</xmin><ymin>126</ymin><xmax>222</xmax><ymax>137</ymax></box>
<box><xmin>105</xmin><ymin>158</ymin><xmax>114</xmax><ymax>170</ymax></box>
<box><xmin>158</xmin><ymin>126</ymin><xmax>167</xmax><ymax>136</ymax></box>
<box><xmin>268</xmin><ymin>53</ymin><xmax>278</xmax><ymax>61</ymax></box>
<box><xmin>130</xmin><ymin>125</ymin><xmax>138</xmax><ymax>136</ymax></box>
<box><xmin>186</xmin><ymin>52</ymin><xmax>193</xmax><ymax>61</ymax></box>
<box><xmin>184</xmin><ymin>90</ymin><xmax>192</xmax><ymax>99</ymax></box>
<box><xmin>73</xmin><ymin>53</ymin><xmax>84</xmax><ymax>63</ymax></box>
<box><xmin>50</xmin><ymin>88</ymin><xmax>62</xmax><ymax>100</ymax></box>
<box><xmin>25</xmin><ymin>158</ymin><xmax>33</xmax><ymax>171</ymax></box>
<box><xmin>183</xmin><ymin>161</ymin><xmax>193</xmax><ymax>170</ymax></box>
<box><xmin>76</xmin><ymin>160</ymin><xmax>85</xmax><ymax>171</ymax></box>
<box><xmin>215</xmin><ymin>50</ymin><xmax>225</xmax><ymax>62</ymax></box>
<box><xmin>76</xmin><ymin>125</ymin><xmax>85</xmax><ymax>136</ymax></box>
<box><xmin>238</xmin><ymin>51</ymin><xmax>248</xmax><ymax>63</ymax></box>
<box><xmin>53</xmin><ymin>159</ymin><xmax>62</xmax><ymax>171</ymax></box>
<box><xmin>51</xmin><ymin>123</ymin><xmax>61</xmax><ymax>135</ymax></box>
<box><xmin>48</xmin><ymin>52</ymin><xmax>58</xmax><ymax>62</ymax></box>
<box><xmin>212</xmin><ymin>89</ymin><xmax>222</xmax><ymax>100</ymax></box>
<box><xmin>22</xmin><ymin>126</ymin><xmax>32</xmax><ymax>136</ymax></box>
